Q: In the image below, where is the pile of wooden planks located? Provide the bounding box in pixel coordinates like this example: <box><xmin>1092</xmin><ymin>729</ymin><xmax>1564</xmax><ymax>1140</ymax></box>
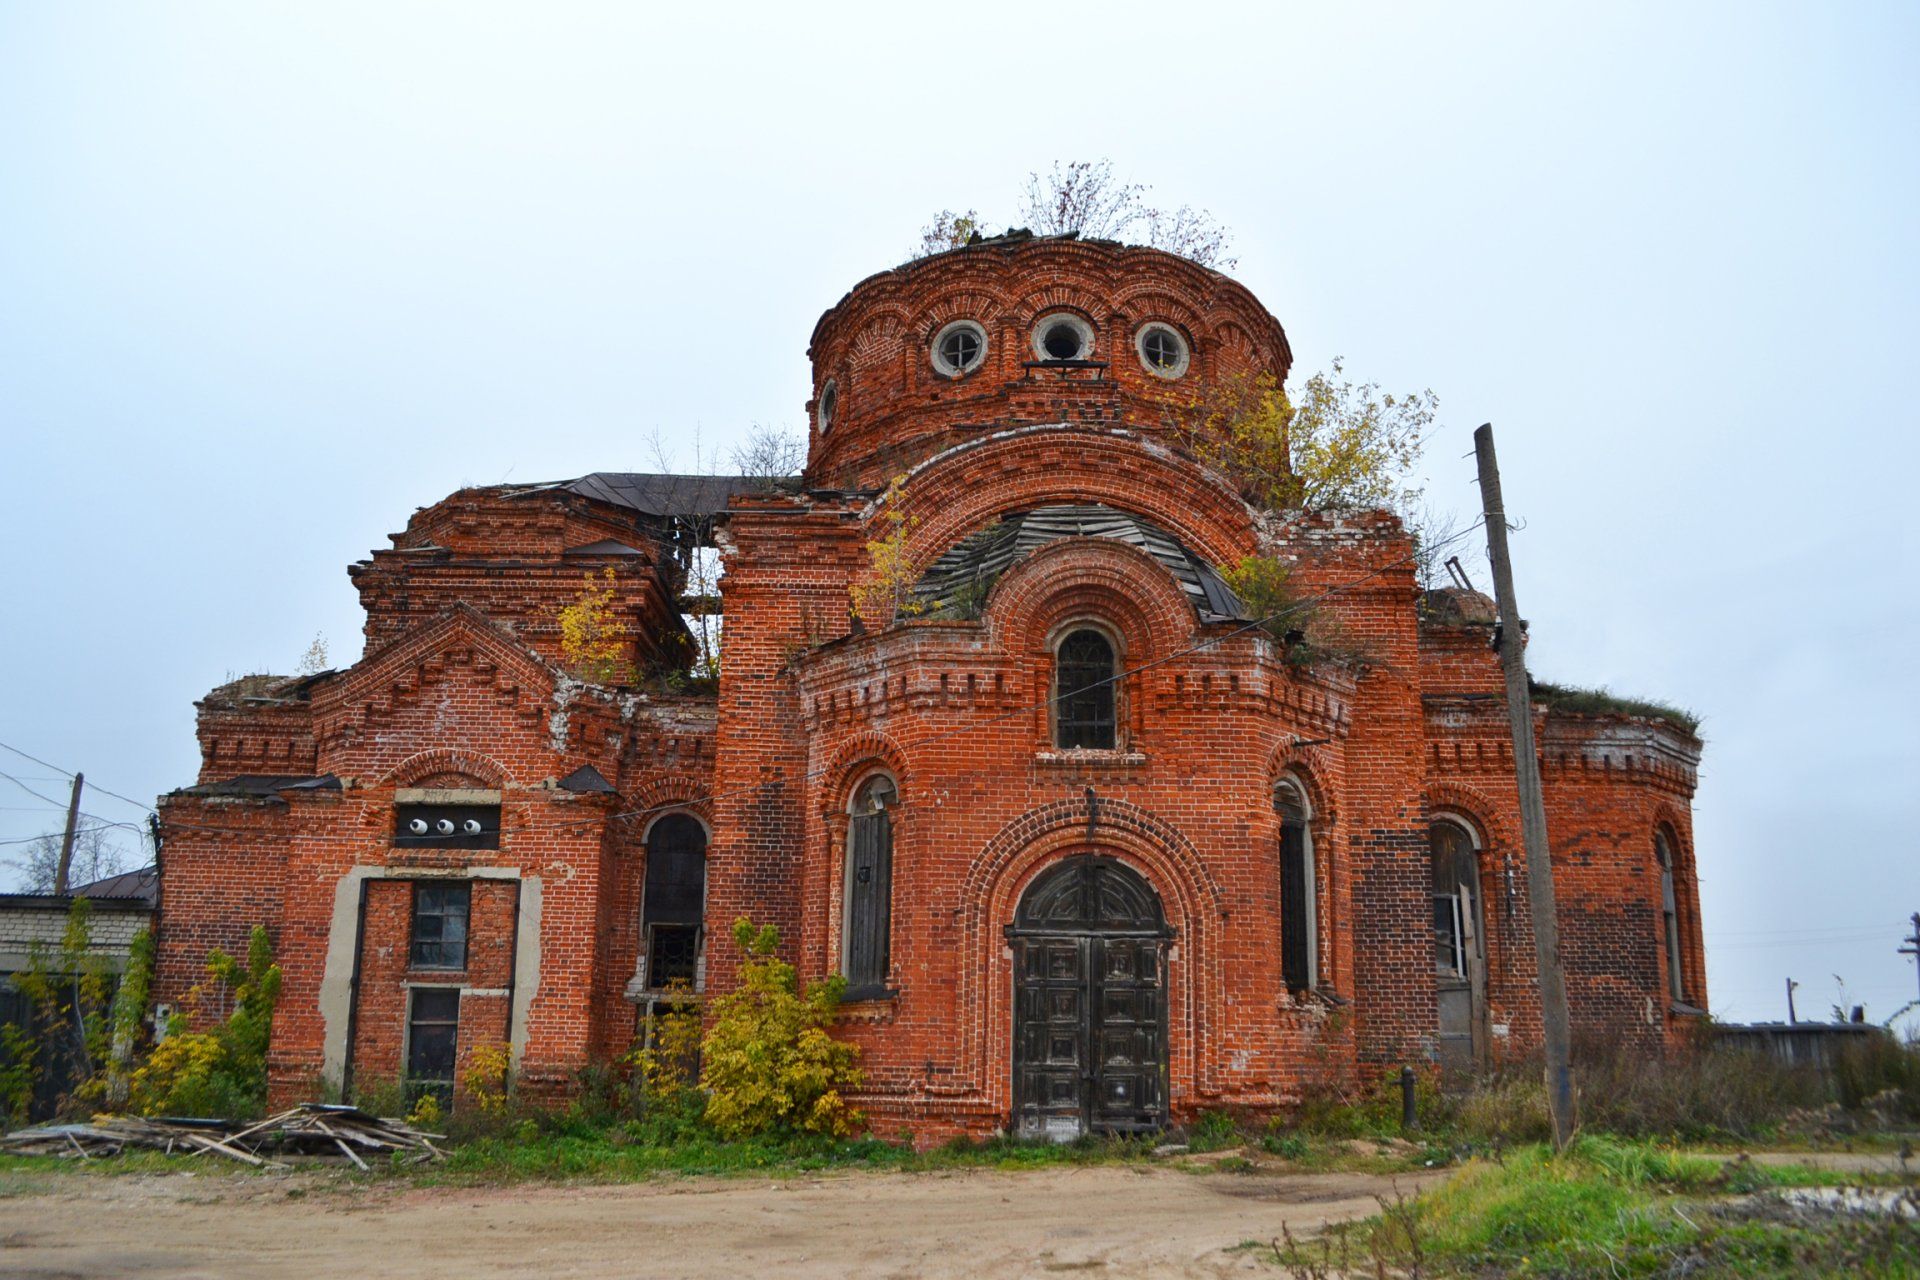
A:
<box><xmin>0</xmin><ymin>1103</ymin><xmax>445</xmax><ymax>1168</ymax></box>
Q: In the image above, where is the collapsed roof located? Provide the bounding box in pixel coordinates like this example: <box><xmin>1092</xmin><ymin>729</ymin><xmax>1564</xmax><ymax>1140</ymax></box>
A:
<box><xmin>912</xmin><ymin>504</ymin><xmax>1248</xmax><ymax>623</ymax></box>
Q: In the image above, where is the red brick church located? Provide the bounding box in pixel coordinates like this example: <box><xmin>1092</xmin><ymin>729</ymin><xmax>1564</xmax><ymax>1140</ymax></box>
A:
<box><xmin>153</xmin><ymin>234</ymin><xmax>1706</xmax><ymax>1140</ymax></box>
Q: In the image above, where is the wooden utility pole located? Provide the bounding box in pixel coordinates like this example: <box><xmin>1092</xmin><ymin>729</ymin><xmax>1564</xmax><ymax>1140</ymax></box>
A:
<box><xmin>1473</xmin><ymin>425</ymin><xmax>1577</xmax><ymax>1150</ymax></box>
<box><xmin>54</xmin><ymin>771</ymin><xmax>84</xmax><ymax>895</ymax></box>
<box><xmin>1900</xmin><ymin>914</ymin><xmax>1920</xmax><ymax>1004</ymax></box>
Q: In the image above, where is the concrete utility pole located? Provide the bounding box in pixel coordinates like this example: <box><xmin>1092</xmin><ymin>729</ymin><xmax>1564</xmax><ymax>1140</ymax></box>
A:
<box><xmin>54</xmin><ymin>771</ymin><xmax>84</xmax><ymax>896</ymax></box>
<box><xmin>1899</xmin><ymin>913</ymin><xmax>1920</xmax><ymax>1003</ymax></box>
<box><xmin>1786</xmin><ymin>977</ymin><xmax>1800</xmax><ymax>1024</ymax></box>
<box><xmin>1473</xmin><ymin>424</ymin><xmax>1577</xmax><ymax>1150</ymax></box>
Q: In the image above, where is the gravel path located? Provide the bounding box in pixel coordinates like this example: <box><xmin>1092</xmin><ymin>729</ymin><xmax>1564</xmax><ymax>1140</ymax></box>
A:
<box><xmin>0</xmin><ymin>1163</ymin><xmax>1443</xmax><ymax>1279</ymax></box>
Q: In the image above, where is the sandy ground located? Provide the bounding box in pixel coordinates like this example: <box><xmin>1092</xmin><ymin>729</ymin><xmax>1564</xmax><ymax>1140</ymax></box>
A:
<box><xmin>0</xmin><ymin>1162</ymin><xmax>1444</xmax><ymax>1279</ymax></box>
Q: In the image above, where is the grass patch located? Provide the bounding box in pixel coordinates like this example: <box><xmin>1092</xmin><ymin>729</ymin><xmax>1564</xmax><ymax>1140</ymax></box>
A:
<box><xmin>1530</xmin><ymin>678</ymin><xmax>1701</xmax><ymax>735</ymax></box>
<box><xmin>1273</xmin><ymin>1136</ymin><xmax>1919</xmax><ymax>1279</ymax></box>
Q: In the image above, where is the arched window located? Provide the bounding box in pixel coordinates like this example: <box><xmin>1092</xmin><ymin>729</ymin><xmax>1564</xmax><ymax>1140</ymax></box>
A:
<box><xmin>1430</xmin><ymin>819</ymin><xmax>1481</xmax><ymax>977</ymax></box>
<box><xmin>642</xmin><ymin>814</ymin><xmax>707</xmax><ymax>990</ymax></box>
<box><xmin>1656</xmin><ymin>829</ymin><xmax>1688</xmax><ymax>1003</ymax></box>
<box><xmin>1055</xmin><ymin>628</ymin><xmax>1117</xmax><ymax>750</ymax></box>
<box><xmin>1429</xmin><ymin>816</ymin><xmax>1487</xmax><ymax>1070</ymax></box>
<box><xmin>1275</xmin><ymin>777</ymin><xmax>1317</xmax><ymax>993</ymax></box>
<box><xmin>844</xmin><ymin>775</ymin><xmax>897</xmax><ymax>996</ymax></box>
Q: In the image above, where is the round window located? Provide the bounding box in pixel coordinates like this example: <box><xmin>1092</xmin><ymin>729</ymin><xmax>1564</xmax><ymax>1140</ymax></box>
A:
<box><xmin>931</xmin><ymin>320</ymin><xmax>988</xmax><ymax>377</ymax></box>
<box><xmin>816</xmin><ymin>380</ymin><xmax>838</xmax><ymax>435</ymax></box>
<box><xmin>1032</xmin><ymin>313</ymin><xmax>1093</xmax><ymax>363</ymax></box>
<box><xmin>1135</xmin><ymin>323</ymin><xmax>1190</xmax><ymax>378</ymax></box>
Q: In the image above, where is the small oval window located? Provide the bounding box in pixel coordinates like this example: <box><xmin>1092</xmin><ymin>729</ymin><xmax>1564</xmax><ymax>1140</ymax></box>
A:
<box><xmin>932</xmin><ymin>320</ymin><xmax>987</xmax><ymax>377</ymax></box>
<box><xmin>816</xmin><ymin>380</ymin><xmax>839</xmax><ymax>435</ymax></box>
<box><xmin>1135</xmin><ymin>324</ymin><xmax>1190</xmax><ymax>378</ymax></box>
<box><xmin>1032</xmin><ymin>313</ymin><xmax>1093</xmax><ymax>363</ymax></box>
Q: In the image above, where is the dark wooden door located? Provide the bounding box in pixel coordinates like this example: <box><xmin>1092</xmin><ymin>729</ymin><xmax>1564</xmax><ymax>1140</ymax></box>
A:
<box><xmin>1013</xmin><ymin>936</ymin><xmax>1090</xmax><ymax>1140</ymax></box>
<box><xmin>1010</xmin><ymin>856</ymin><xmax>1169</xmax><ymax>1140</ymax></box>
<box><xmin>1091</xmin><ymin>935</ymin><xmax>1165</xmax><ymax>1132</ymax></box>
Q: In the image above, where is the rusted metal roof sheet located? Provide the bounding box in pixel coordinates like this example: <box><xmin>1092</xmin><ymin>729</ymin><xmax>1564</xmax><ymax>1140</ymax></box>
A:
<box><xmin>516</xmin><ymin>473</ymin><xmax>760</xmax><ymax>519</ymax></box>
<box><xmin>912</xmin><ymin>504</ymin><xmax>1247</xmax><ymax>623</ymax></box>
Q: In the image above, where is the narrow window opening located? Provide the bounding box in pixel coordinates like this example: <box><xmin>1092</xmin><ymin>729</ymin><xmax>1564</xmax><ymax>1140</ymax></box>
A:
<box><xmin>406</xmin><ymin>987</ymin><xmax>459</xmax><ymax>1106</ymax></box>
<box><xmin>843</xmin><ymin>775</ymin><xmax>896</xmax><ymax>996</ymax></box>
<box><xmin>1276</xmin><ymin>778</ymin><xmax>1316</xmax><ymax>993</ymax></box>
<box><xmin>1657</xmin><ymin>831</ymin><xmax>1686</xmax><ymax>1003</ymax></box>
<box><xmin>1055</xmin><ymin>628</ymin><xmax>1117</xmax><ymax>750</ymax></box>
<box><xmin>643</xmin><ymin>814</ymin><xmax>707</xmax><ymax>990</ymax></box>
<box><xmin>1429</xmin><ymin>822</ymin><xmax>1479</xmax><ymax>978</ymax></box>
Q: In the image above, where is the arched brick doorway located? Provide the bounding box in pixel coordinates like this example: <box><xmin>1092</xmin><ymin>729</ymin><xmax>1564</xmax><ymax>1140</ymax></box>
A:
<box><xmin>1008</xmin><ymin>855</ymin><xmax>1171</xmax><ymax>1140</ymax></box>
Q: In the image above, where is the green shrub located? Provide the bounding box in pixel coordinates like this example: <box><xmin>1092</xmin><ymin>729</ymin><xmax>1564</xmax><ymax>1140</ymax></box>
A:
<box><xmin>698</xmin><ymin>919</ymin><xmax>864</xmax><ymax>1140</ymax></box>
<box><xmin>1188</xmin><ymin>1108</ymin><xmax>1241</xmax><ymax>1152</ymax></box>
<box><xmin>129</xmin><ymin>924</ymin><xmax>280</xmax><ymax>1118</ymax></box>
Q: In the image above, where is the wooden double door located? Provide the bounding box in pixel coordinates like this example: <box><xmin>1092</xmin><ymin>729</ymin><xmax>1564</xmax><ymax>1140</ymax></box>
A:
<box><xmin>1010</xmin><ymin>856</ymin><xmax>1170</xmax><ymax>1140</ymax></box>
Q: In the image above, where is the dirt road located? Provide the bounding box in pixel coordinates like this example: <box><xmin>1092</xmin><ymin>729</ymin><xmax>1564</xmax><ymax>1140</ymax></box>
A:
<box><xmin>0</xmin><ymin>1163</ymin><xmax>1440</xmax><ymax>1279</ymax></box>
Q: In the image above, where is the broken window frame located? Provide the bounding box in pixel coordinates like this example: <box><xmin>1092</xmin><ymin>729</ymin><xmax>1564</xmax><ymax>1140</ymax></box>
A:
<box><xmin>1428</xmin><ymin>817</ymin><xmax>1482</xmax><ymax>979</ymax></box>
<box><xmin>409</xmin><ymin>880</ymin><xmax>472</xmax><ymax>971</ymax></box>
<box><xmin>405</xmin><ymin>985</ymin><xmax>460</xmax><ymax>1106</ymax></box>
<box><xmin>641</xmin><ymin>813</ymin><xmax>708</xmax><ymax>991</ymax></box>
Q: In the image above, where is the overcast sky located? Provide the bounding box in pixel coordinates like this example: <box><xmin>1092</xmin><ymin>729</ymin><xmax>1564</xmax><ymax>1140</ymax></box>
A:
<box><xmin>1</xmin><ymin>3</ymin><xmax>1914</xmax><ymax>1027</ymax></box>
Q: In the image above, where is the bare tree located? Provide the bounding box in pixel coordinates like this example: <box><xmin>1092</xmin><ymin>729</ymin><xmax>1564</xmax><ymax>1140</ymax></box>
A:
<box><xmin>912</xmin><ymin>209</ymin><xmax>990</xmax><ymax>259</ymax></box>
<box><xmin>1020</xmin><ymin>160</ymin><xmax>1237</xmax><ymax>269</ymax></box>
<box><xmin>296</xmin><ymin>632</ymin><xmax>329</xmax><ymax>675</ymax></box>
<box><xmin>5</xmin><ymin>826</ymin><xmax>139</xmax><ymax>895</ymax></box>
<box><xmin>730</xmin><ymin>424</ymin><xmax>806</xmax><ymax>488</ymax></box>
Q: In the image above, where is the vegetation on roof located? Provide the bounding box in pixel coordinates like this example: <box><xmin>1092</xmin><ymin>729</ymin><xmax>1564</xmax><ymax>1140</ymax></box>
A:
<box><xmin>1531</xmin><ymin>679</ymin><xmax>1702</xmax><ymax>736</ymax></box>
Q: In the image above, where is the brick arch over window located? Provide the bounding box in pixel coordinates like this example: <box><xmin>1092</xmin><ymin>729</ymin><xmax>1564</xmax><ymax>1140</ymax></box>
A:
<box><xmin>949</xmin><ymin>796</ymin><xmax>1228</xmax><ymax>1109</ymax></box>
<box><xmin>897</xmin><ymin>426</ymin><xmax>1259</xmax><ymax>573</ymax></box>
<box><xmin>621</xmin><ymin>775</ymin><xmax>714</xmax><ymax>832</ymax></box>
<box><xmin>816</xmin><ymin>728</ymin><xmax>913</xmax><ymax>818</ymax></box>
<box><xmin>1267</xmin><ymin>742</ymin><xmax>1340</xmax><ymax>829</ymax></box>
<box><xmin>384</xmin><ymin>749</ymin><xmax>512</xmax><ymax>789</ymax></box>
<box><xmin>984</xmin><ymin>537</ymin><xmax>1201</xmax><ymax>666</ymax></box>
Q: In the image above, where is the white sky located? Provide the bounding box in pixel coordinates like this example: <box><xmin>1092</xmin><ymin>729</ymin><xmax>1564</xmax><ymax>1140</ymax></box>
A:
<box><xmin>1</xmin><ymin>2</ymin><xmax>1914</xmax><ymax>1027</ymax></box>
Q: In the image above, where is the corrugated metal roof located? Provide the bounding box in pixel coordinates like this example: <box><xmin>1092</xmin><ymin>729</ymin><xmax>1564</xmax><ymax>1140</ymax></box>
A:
<box><xmin>911</xmin><ymin>505</ymin><xmax>1247</xmax><ymax>622</ymax></box>
<box><xmin>514</xmin><ymin>473</ymin><xmax>761</xmax><ymax>519</ymax></box>
<box><xmin>71</xmin><ymin>867</ymin><xmax>158</xmax><ymax>905</ymax></box>
<box><xmin>172</xmin><ymin>774</ymin><xmax>341</xmax><ymax>799</ymax></box>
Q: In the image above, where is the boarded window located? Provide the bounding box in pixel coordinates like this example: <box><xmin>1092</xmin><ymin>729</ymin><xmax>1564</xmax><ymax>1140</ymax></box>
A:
<box><xmin>406</xmin><ymin>987</ymin><xmax>460</xmax><ymax>1103</ymax></box>
<box><xmin>410</xmin><ymin>881</ymin><xmax>471</xmax><ymax>970</ymax></box>
<box><xmin>1276</xmin><ymin>782</ymin><xmax>1313</xmax><ymax>992</ymax></box>
<box><xmin>643</xmin><ymin>814</ymin><xmax>707</xmax><ymax>989</ymax></box>
<box><xmin>845</xmin><ymin>775</ymin><xmax>896</xmax><ymax>995</ymax></box>
<box><xmin>1056</xmin><ymin>629</ymin><xmax>1117</xmax><ymax>750</ymax></box>
<box><xmin>1657</xmin><ymin>831</ymin><xmax>1686</xmax><ymax>1002</ymax></box>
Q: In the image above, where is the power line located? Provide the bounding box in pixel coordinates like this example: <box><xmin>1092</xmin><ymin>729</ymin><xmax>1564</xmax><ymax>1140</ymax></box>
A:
<box><xmin>0</xmin><ymin>741</ymin><xmax>158</xmax><ymax>816</ymax></box>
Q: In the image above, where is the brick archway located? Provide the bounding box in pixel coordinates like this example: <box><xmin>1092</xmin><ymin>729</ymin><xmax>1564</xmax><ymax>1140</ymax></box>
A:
<box><xmin>946</xmin><ymin>796</ymin><xmax>1228</xmax><ymax>1117</ymax></box>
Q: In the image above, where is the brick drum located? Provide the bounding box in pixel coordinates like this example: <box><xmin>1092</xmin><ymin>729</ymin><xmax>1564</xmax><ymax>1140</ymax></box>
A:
<box><xmin>153</xmin><ymin>234</ymin><xmax>1706</xmax><ymax>1138</ymax></box>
